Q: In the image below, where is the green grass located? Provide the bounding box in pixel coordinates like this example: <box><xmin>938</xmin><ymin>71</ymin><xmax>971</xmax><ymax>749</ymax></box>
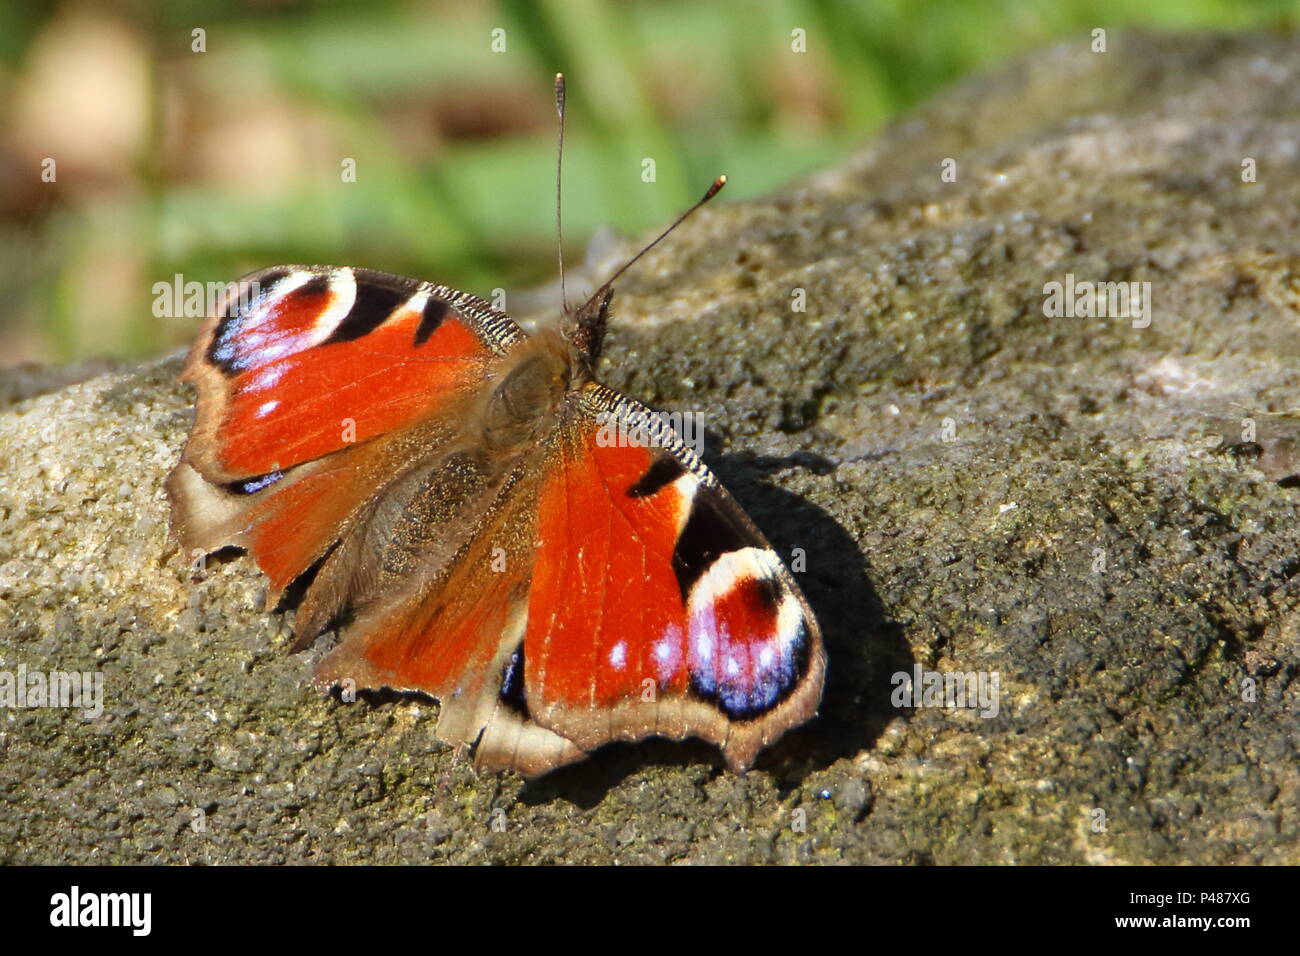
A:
<box><xmin>0</xmin><ymin>0</ymin><xmax>1295</xmax><ymax>362</ymax></box>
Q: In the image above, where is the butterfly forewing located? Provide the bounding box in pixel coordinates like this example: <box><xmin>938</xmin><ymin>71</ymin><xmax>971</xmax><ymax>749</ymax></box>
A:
<box><xmin>517</xmin><ymin>384</ymin><xmax>824</xmax><ymax>772</ymax></box>
<box><xmin>167</xmin><ymin>265</ymin><xmax>523</xmax><ymax>602</ymax></box>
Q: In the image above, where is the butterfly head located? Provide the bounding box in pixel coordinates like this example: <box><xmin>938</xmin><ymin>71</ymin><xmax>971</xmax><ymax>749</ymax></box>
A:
<box><xmin>568</xmin><ymin>285</ymin><xmax>614</xmax><ymax>365</ymax></box>
<box><xmin>558</xmin><ymin>172</ymin><xmax>724</xmax><ymax>372</ymax></box>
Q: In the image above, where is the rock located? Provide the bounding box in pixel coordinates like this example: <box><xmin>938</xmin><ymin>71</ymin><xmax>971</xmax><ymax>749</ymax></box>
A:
<box><xmin>1</xmin><ymin>32</ymin><xmax>1296</xmax><ymax>863</ymax></box>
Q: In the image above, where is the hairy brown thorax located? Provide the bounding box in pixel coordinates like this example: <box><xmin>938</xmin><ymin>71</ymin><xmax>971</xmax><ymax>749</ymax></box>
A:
<box><xmin>479</xmin><ymin>328</ymin><xmax>577</xmax><ymax>457</ymax></box>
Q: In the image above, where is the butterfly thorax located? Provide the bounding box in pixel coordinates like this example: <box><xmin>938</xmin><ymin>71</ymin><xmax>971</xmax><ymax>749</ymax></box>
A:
<box><xmin>480</xmin><ymin>327</ymin><xmax>578</xmax><ymax>457</ymax></box>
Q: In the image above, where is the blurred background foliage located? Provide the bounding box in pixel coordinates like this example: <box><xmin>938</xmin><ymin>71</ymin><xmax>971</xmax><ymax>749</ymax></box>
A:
<box><xmin>0</xmin><ymin>0</ymin><xmax>1295</xmax><ymax>365</ymax></box>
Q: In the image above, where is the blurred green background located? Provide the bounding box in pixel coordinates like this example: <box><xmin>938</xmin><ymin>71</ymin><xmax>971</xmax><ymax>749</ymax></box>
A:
<box><xmin>0</xmin><ymin>0</ymin><xmax>1295</xmax><ymax>365</ymax></box>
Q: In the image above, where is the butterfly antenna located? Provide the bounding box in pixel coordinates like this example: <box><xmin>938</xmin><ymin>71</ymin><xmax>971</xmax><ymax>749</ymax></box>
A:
<box><xmin>554</xmin><ymin>73</ymin><xmax>568</xmax><ymax>312</ymax></box>
<box><xmin>596</xmin><ymin>175</ymin><xmax>727</xmax><ymax>296</ymax></box>
<box><xmin>571</xmin><ymin>174</ymin><xmax>727</xmax><ymax>360</ymax></box>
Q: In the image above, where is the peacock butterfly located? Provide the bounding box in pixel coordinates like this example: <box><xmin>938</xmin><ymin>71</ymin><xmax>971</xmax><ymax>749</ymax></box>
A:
<box><xmin>166</xmin><ymin>76</ymin><xmax>825</xmax><ymax>776</ymax></box>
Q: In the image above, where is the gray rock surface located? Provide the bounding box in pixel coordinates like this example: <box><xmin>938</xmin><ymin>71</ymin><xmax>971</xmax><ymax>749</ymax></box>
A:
<box><xmin>1</xmin><ymin>32</ymin><xmax>1296</xmax><ymax>863</ymax></box>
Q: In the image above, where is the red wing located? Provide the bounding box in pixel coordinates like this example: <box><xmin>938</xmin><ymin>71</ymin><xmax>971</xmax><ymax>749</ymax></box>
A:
<box><xmin>177</xmin><ymin>265</ymin><xmax>523</xmax><ymax>482</ymax></box>
<box><xmin>167</xmin><ymin>265</ymin><xmax>523</xmax><ymax>601</ymax></box>
<box><xmin>520</xmin><ymin>384</ymin><xmax>825</xmax><ymax>772</ymax></box>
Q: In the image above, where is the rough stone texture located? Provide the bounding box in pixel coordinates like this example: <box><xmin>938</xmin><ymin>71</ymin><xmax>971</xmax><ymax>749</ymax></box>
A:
<box><xmin>2</xmin><ymin>32</ymin><xmax>1297</xmax><ymax>864</ymax></box>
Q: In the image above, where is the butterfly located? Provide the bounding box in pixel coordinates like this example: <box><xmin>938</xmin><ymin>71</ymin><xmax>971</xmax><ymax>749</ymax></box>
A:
<box><xmin>166</xmin><ymin>76</ymin><xmax>825</xmax><ymax>777</ymax></box>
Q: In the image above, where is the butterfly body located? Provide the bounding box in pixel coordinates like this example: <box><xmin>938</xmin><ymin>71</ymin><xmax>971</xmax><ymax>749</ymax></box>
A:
<box><xmin>169</xmin><ymin>259</ymin><xmax>824</xmax><ymax>777</ymax></box>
